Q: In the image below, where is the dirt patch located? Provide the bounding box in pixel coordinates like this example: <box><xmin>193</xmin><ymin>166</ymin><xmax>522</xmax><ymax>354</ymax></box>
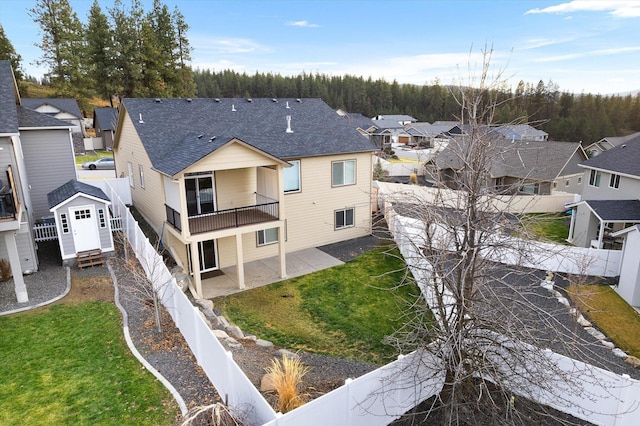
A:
<box><xmin>55</xmin><ymin>272</ymin><xmax>114</xmax><ymax>305</ymax></box>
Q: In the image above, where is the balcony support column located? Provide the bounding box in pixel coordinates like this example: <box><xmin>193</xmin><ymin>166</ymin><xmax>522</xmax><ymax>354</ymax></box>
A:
<box><xmin>235</xmin><ymin>233</ymin><xmax>245</xmax><ymax>289</ymax></box>
<box><xmin>278</xmin><ymin>225</ymin><xmax>286</xmax><ymax>279</ymax></box>
<box><xmin>4</xmin><ymin>232</ymin><xmax>28</xmax><ymax>303</ymax></box>
<box><xmin>190</xmin><ymin>242</ymin><xmax>203</xmax><ymax>298</ymax></box>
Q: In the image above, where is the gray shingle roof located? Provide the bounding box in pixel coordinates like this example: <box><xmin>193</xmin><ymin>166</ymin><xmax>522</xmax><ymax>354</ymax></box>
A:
<box><xmin>493</xmin><ymin>124</ymin><xmax>548</xmax><ymax>139</ymax></box>
<box><xmin>371</xmin><ymin>118</ymin><xmax>406</xmax><ymax>130</ymax></box>
<box><xmin>21</xmin><ymin>98</ymin><xmax>83</xmax><ymax>118</ymax></box>
<box><xmin>17</xmin><ymin>106</ymin><xmax>73</xmax><ymax>128</ymax></box>
<box><xmin>0</xmin><ymin>60</ymin><xmax>19</xmax><ymax>134</ymax></box>
<box><xmin>436</xmin><ymin>137</ymin><xmax>582</xmax><ymax>181</ymax></box>
<box><xmin>342</xmin><ymin>112</ymin><xmax>377</xmax><ymax>132</ymax></box>
<box><xmin>93</xmin><ymin>107</ymin><xmax>117</xmax><ymax>130</ymax></box>
<box><xmin>580</xmin><ymin>134</ymin><xmax>640</xmax><ymax>177</ymax></box>
<box><xmin>47</xmin><ymin>179</ymin><xmax>110</xmax><ymax>210</ymax></box>
<box><xmin>120</xmin><ymin>98</ymin><xmax>377</xmax><ymax>176</ymax></box>
<box><xmin>584</xmin><ymin>199</ymin><xmax>640</xmax><ymax>221</ymax></box>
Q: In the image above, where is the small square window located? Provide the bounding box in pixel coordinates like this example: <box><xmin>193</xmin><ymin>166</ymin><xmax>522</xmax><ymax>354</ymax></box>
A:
<box><xmin>335</xmin><ymin>208</ymin><xmax>355</xmax><ymax>229</ymax></box>
<box><xmin>257</xmin><ymin>227</ymin><xmax>279</xmax><ymax>246</ymax></box>
<box><xmin>332</xmin><ymin>160</ymin><xmax>356</xmax><ymax>186</ymax></box>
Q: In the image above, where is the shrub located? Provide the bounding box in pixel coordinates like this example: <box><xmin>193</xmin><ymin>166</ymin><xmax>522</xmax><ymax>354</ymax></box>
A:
<box><xmin>265</xmin><ymin>355</ymin><xmax>309</xmax><ymax>413</ymax></box>
<box><xmin>0</xmin><ymin>259</ymin><xmax>11</xmax><ymax>282</ymax></box>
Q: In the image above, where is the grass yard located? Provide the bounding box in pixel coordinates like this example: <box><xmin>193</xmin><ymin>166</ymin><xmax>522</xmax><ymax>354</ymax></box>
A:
<box><xmin>214</xmin><ymin>247</ymin><xmax>424</xmax><ymax>364</ymax></box>
<box><xmin>521</xmin><ymin>213</ymin><xmax>570</xmax><ymax>244</ymax></box>
<box><xmin>567</xmin><ymin>284</ymin><xmax>640</xmax><ymax>358</ymax></box>
<box><xmin>0</xmin><ymin>301</ymin><xmax>177</xmax><ymax>425</ymax></box>
<box><xmin>74</xmin><ymin>150</ymin><xmax>113</xmax><ymax>166</ymax></box>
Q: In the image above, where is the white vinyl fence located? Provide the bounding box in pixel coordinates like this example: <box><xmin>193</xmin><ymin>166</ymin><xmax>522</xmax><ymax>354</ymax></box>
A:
<box><xmin>82</xmin><ymin>177</ymin><xmax>133</xmax><ymax>205</ymax></box>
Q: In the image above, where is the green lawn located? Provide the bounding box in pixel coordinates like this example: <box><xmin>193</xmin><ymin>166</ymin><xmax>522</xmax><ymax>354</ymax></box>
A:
<box><xmin>75</xmin><ymin>150</ymin><xmax>113</xmax><ymax>166</ymax></box>
<box><xmin>567</xmin><ymin>285</ymin><xmax>640</xmax><ymax>358</ymax></box>
<box><xmin>214</xmin><ymin>247</ymin><xmax>424</xmax><ymax>364</ymax></box>
<box><xmin>0</xmin><ymin>302</ymin><xmax>177</xmax><ymax>425</ymax></box>
<box><xmin>520</xmin><ymin>213</ymin><xmax>570</xmax><ymax>244</ymax></box>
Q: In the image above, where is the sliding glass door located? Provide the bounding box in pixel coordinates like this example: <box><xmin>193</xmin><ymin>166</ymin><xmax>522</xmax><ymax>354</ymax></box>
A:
<box><xmin>185</xmin><ymin>175</ymin><xmax>215</xmax><ymax>216</ymax></box>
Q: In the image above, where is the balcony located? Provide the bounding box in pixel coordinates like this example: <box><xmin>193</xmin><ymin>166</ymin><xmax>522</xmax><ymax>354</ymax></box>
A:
<box><xmin>166</xmin><ymin>199</ymin><xmax>279</xmax><ymax>235</ymax></box>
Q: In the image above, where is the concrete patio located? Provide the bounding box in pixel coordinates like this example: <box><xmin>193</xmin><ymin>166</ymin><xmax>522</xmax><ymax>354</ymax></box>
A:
<box><xmin>201</xmin><ymin>247</ymin><xmax>344</xmax><ymax>299</ymax></box>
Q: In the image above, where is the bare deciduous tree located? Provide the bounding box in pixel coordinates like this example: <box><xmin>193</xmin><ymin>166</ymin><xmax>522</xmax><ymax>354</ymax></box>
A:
<box><xmin>379</xmin><ymin>48</ymin><xmax>635</xmax><ymax>425</ymax></box>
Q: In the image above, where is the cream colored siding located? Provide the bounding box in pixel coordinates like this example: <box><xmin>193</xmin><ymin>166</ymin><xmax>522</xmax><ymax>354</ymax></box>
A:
<box><xmin>114</xmin><ymin>112</ymin><xmax>165</xmax><ymax>234</ymax></box>
<box><xmin>184</xmin><ymin>143</ymin><xmax>277</xmax><ymax>173</ymax></box>
<box><xmin>214</xmin><ymin>168</ymin><xmax>256</xmax><ymax>210</ymax></box>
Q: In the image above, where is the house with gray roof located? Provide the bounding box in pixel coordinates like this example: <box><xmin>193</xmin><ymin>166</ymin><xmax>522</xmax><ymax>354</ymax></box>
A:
<box><xmin>582</xmin><ymin>131</ymin><xmax>640</xmax><ymax>158</ymax></box>
<box><xmin>113</xmin><ymin>97</ymin><xmax>377</xmax><ymax>298</ymax></box>
<box><xmin>0</xmin><ymin>60</ymin><xmax>78</xmax><ymax>303</ymax></box>
<box><xmin>93</xmin><ymin>107</ymin><xmax>118</xmax><ymax>150</ymax></box>
<box><xmin>567</xmin><ymin>134</ymin><xmax>640</xmax><ymax>249</ymax></box>
<box><xmin>492</xmin><ymin>124</ymin><xmax>548</xmax><ymax>142</ymax></box>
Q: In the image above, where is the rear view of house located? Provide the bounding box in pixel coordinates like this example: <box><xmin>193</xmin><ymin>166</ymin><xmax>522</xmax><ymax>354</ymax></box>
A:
<box><xmin>114</xmin><ymin>98</ymin><xmax>377</xmax><ymax>298</ymax></box>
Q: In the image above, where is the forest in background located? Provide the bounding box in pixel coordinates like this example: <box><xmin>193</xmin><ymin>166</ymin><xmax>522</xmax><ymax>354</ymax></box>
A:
<box><xmin>1</xmin><ymin>0</ymin><xmax>639</xmax><ymax>144</ymax></box>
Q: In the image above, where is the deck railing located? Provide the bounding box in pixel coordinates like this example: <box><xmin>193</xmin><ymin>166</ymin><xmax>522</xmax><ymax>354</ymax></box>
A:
<box><xmin>188</xmin><ymin>201</ymin><xmax>279</xmax><ymax>234</ymax></box>
<box><xmin>165</xmin><ymin>204</ymin><xmax>181</xmax><ymax>231</ymax></box>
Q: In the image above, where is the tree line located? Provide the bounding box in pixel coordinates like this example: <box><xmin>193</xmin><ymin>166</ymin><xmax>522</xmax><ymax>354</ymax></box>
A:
<box><xmin>194</xmin><ymin>69</ymin><xmax>640</xmax><ymax>144</ymax></box>
<box><xmin>1</xmin><ymin>0</ymin><xmax>196</xmax><ymax>110</ymax></box>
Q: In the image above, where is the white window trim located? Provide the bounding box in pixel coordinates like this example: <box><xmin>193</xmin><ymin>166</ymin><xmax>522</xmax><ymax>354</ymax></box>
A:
<box><xmin>257</xmin><ymin>227</ymin><xmax>279</xmax><ymax>246</ymax></box>
<box><xmin>589</xmin><ymin>169</ymin><xmax>601</xmax><ymax>188</ymax></box>
<box><xmin>332</xmin><ymin>159</ymin><xmax>356</xmax><ymax>187</ymax></box>
<box><xmin>98</xmin><ymin>208</ymin><xmax>106</xmax><ymax>228</ymax></box>
<box><xmin>609</xmin><ymin>173</ymin><xmax>620</xmax><ymax>189</ymax></box>
<box><xmin>127</xmin><ymin>162</ymin><xmax>134</xmax><ymax>188</ymax></box>
<box><xmin>335</xmin><ymin>207</ymin><xmax>355</xmax><ymax>230</ymax></box>
<box><xmin>60</xmin><ymin>213</ymin><xmax>69</xmax><ymax>234</ymax></box>
<box><xmin>284</xmin><ymin>160</ymin><xmax>301</xmax><ymax>193</ymax></box>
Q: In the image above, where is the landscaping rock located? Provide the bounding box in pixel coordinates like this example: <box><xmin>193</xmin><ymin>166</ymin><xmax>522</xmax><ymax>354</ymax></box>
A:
<box><xmin>600</xmin><ymin>340</ymin><xmax>615</xmax><ymax>349</ymax></box>
<box><xmin>576</xmin><ymin>315</ymin><xmax>592</xmax><ymax>327</ymax></box>
<box><xmin>260</xmin><ymin>373</ymin><xmax>276</xmax><ymax>392</ymax></box>
<box><xmin>224</xmin><ymin>338</ymin><xmax>243</xmax><ymax>349</ymax></box>
<box><xmin>243</xmin><ymin>334</ymin><xmax>257</xmax><ymax>343</ymax></box>
<box><xmin>201</xmin><ymin>307</ymin><xmax>217</xmax><ymax>322</ymax></box>
<box><xmin>275</xmin><ymin>349</ymin><xmax>299</xmax><ymax>360</ymax></box>
<box><xmin>613</xmin><ymin>348</ymin><xmax>627</xmax><ymax>358</ymax></box>
<box><xmin>195</xmin><ymin>299</ymin><xmax>214</xmax><ymax>310</ymax></box>
<box><xmin>556</xmin><ymin>297</ymin><xmax>570</xmax><ymax>307</ymax></box>
<box><xmin>217</xmin><ymin>315</ymin><xmax>230</xmax><ymax>328</ymax></box>
<box><xmin>256</xmin><ymin>339</ymin><xmax>274</xmax><ymax>348</ymax></box>
<box><xmin>584</xmin><ymin>327</ymin><xmax>607</xmax><ymax>341</ymax></box>
<box><xmin>625</xmin><ymin>356</ymin><xmax>640</xmax><ymax>368</ymax></box>
<box><xmin>212</xmin><ymin>329</ymin><xmax>229</xmax><ymax>339</ymax></box>
<box><xmin>226</xmin><ymin>325</ymin><xmax>244</xmax><ymax>340</ymax></box>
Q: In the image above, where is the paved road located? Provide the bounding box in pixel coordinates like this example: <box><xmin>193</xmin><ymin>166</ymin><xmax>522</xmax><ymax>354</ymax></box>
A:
<box><xmin>77</xmin><ymin>167</ymin><xmax>116</xmax><ymax>180</ymax></box>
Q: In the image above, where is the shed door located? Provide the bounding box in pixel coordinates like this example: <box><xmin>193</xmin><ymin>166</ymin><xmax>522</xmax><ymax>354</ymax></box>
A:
<box><xmin>70</xmin><ymin>206</ymin><xmax>101</xmax><ymax>252</ymax></box>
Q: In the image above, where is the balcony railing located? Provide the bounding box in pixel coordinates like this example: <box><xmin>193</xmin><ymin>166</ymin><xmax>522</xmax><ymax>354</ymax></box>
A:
<box><xmin>165</xmin><ymin>204</ymin><xmax>182</xmax><ymax>231</ymax></box>
<box><xmin>188</xmin><ymin>201</ymin><xmax>279</xmax><ymax>234</ymax></box>
<box><xmin>0</xmin><ymin>192</ymin><xmax>16</xmax><ymax>220</ymax></box>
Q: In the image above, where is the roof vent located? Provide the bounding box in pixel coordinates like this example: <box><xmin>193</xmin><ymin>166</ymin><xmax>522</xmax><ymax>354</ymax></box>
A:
<box><xmin>296</xmin><ymin>98</ymin><xmax>302</xmax><ymax>103</ymax></box>
<box><xmin>247</xmin><ymin>98</ymin><xmax>252</xmax><ymax>102</ymax></box>
<box><xmin>286</xmin><ymin>115</ymin><xmax>293</xmax><ymax>133</ymax></box>
<box><xmin>138</xmin><ymin>113</ymin><xmax>144</xmax><ymax>124</ymax></box>
<box><xmin>232</xmin><ymin>104</ymin><xmax>236</xmax><ymax>112</ymax></box>
<box><xmin>186</xmin><ymin>98</ymin><xmax>192</xmax><ymax>102</ymax></box>
<box><xmin>210</xmin><ymin>136</ymin><xmax>217</xmax><ymax>142</ymax></box>
<box><xmin>622</xmin><ymin>144</ymin><xmax>627</xmax><ymax>148</ymax></box>
<box><xmin>285</xmin><ymin>101</ymin><xmax>290</xmax><ymax>109</ymax></box>
<box><xmin>154</xmin><ymin>98</ymin><xmax>161</xmax><ymax>103</ymax></box>
<box><xmin>215</xmin><ymin>98</ymin><xmax>221</xmax><ymax>102</ymax></box>
<box><xmin>197</xmin><ymin>134</ymin><xmax>204</xmax><ymax>139</ymax></box>
<box><xmin>272</xmin><ymin>98</ymin><xmax>278</xmax><ymax>103</ymax></box>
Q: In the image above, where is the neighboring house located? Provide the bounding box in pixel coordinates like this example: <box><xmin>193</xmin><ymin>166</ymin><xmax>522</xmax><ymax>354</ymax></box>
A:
<box><xmin>113</xmin><ymin>97</ymin><xmax>377</xmax><ymax>298</ymax></box>
<box><xmin>0</xmin><ymin>61</ymin><xmax>78</xmax><ymax>303</ymax></box>
<box><xmin>93</xmin><ymin>107</ymin><xmax>118</xmax><ymax>150</ymax></box>
<box><xmin>47</xmin><ymin>179</ymin><xmax>114</xmax><ymax>264</ymax></box>
<box><xmin>426</xmin><ymin>136</ymin><xmax>586</xmax><ymax>195</ymax></box>
<box><xmin>493</xmin><ymin>124</ymin><xmax>549</xmax><ymax>142</ymax></box>
<box><xmin>567</xmin><ymin>134</ymin><xmax>640</xmax><ymax>249</ymax></box>
<box><xmin>582</xmin><ymin>131</ymin><xmax>640</xmax><ymax>158</ymax></box>
<box><xmin>372</xmin><ymin>114</ymin><xmax>417</xmax><ymax>145</ymax></box>
<box><xmin>21</xmin><ymin>97</ymin><xmax>85</xmax><ymax>136</ymax></box>
<box><xmin>611</xmin><ymin>225</ymin><xmax>640</xmax><ymax>306</ymax></box>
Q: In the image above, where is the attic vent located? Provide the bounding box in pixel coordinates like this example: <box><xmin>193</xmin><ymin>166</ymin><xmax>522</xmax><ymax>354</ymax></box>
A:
<box><xmin>272</xmin><ymin>98</ymin><xmax>278</xmax><ymax>103</ymax></box>
<box><xmin>286</xmin><ymin>115</ymin><xmax>293</xmax><ymax>133</ymax></box>
<box><xmin>215</xmin><ymin>98</ymin><xmax>221</xmax><ymax>102</ymax></box>
<box><xmin>232</xmin><ymin>104</ymin><xmax>236</xmax><ymax>112</ymax></box>
<box><xmin>210</xmin><ymin>136</ymin><xmax>217</xmax><ymax>142</ymax></box>
<box><xmin>247</xmin><ymin>98</ymin><xmax>252</xmax><ymax>102</ymax></box>
<box><xmin>155</xmin><ymin>98</ymin><xmax>161</xmax><ymax>103</ymax></box>
<box><xmin>296</xmin><ymin>98</ymin><xmax>302</xmax><ymax>103</ymax></box>
<box><xmin>138</xmin><ymin>113</ymin><xmax>144</xmax><ymax>124</ymax></box>
<box><xmin>285</xmin><ymin>101</ymin><xmax>290</xmax><ymax>109</ymax></box>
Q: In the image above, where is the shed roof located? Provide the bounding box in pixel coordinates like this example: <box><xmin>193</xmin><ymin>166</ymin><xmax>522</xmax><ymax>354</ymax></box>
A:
<box><xmin>583</xmin><ymin>199</ymin><xmax>640</xmax><ymax>222</ymax></box>
<box><xmin>47</xmin><ymin>179</ymin><xmax>110</xmax><ymax>210</ymax></box>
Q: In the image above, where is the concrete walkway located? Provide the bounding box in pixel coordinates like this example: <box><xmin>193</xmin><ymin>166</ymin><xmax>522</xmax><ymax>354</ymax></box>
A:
<box><xmin>201</xmin><ymin>247</ymin><xmax>344</xmax><ymax>299</ymax></box>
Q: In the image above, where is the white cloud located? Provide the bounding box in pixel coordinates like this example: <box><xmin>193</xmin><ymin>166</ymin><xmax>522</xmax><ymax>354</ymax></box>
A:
<box><xmin>534</xmin><ymin>46</ymin><xmax>640</xmax><ymax>62</ymax></box>
<box><xmin>191</xmin><ymin>36</ymin><xmax>269</xmax><ymax>55</ymax></box>
<box><xmin>286</xmin><ymin>20</ymin><xmax>320</xmax><ymax>28</ymax></box>
<box><xmin>525</xmin><ymin>1</ymin><xmax>640</xmax><ymax>18</ymax></box>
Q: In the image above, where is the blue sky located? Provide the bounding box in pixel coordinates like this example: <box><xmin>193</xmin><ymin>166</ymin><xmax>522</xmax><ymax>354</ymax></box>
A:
<box><xmin>1</xmin><ymin>0</ymin><xmax>639</xmax><ymax>94</ymax></box>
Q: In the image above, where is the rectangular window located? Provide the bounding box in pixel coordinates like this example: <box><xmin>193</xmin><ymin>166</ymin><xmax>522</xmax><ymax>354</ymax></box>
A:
<box><xmin>335</xmin><ymin>208</ymin><xmax>355</xmax><ymax>229</ymax></box>
<box><xmin>257</xmin><ymin>227</ymin><xmax>279</xmax><ymax>246</ymax></box>
<box><xmin>589</xmin><ymin>170</ymin><xmax>601</xmax><ymax>187</ymax></box>
<box><xmin>332</xmin><ymin>160</ymin><xmax>356</xmax><ymax>186</ymax></box>
<box><xmin>565</xmin><ymin>179</ymin><xmax>570</xmax><ymax>187</ymax></box>
<box><xmin>139</xmin><ymin>165</ymin><xmax>145</xmax><ymax>188</ymax></box>
<box><xmin>609</xmin><ymin>173</ymin><xmax>620</xmax><ymax>189</ymax></box>
<box><xmin>284</xmin><ymin>160</ymin><xmax>301</xmax><ymax>193</ymax></box>
<box><xmin>520</xmin><ymin>183</ymin><xmax>539</xmax><ymax>194</ymax></box>
<box><xmin>127</xmin><ymin>162</ymin><xmax>134</xmax><ymax>188</ymax></box>
<box><xmin>60</xmin><ymin>213</ymin><xmax>69</xmax><ymax>234</ymax></box>
<box><xmin>577</xmin><ymin>176</ymin><xmax>582</xmax><ymax>184</ymax></box>
<box><xmin>98</xmin><ymin>208</ymin><xmax>106</xmax><ymax>228</ymax></box>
